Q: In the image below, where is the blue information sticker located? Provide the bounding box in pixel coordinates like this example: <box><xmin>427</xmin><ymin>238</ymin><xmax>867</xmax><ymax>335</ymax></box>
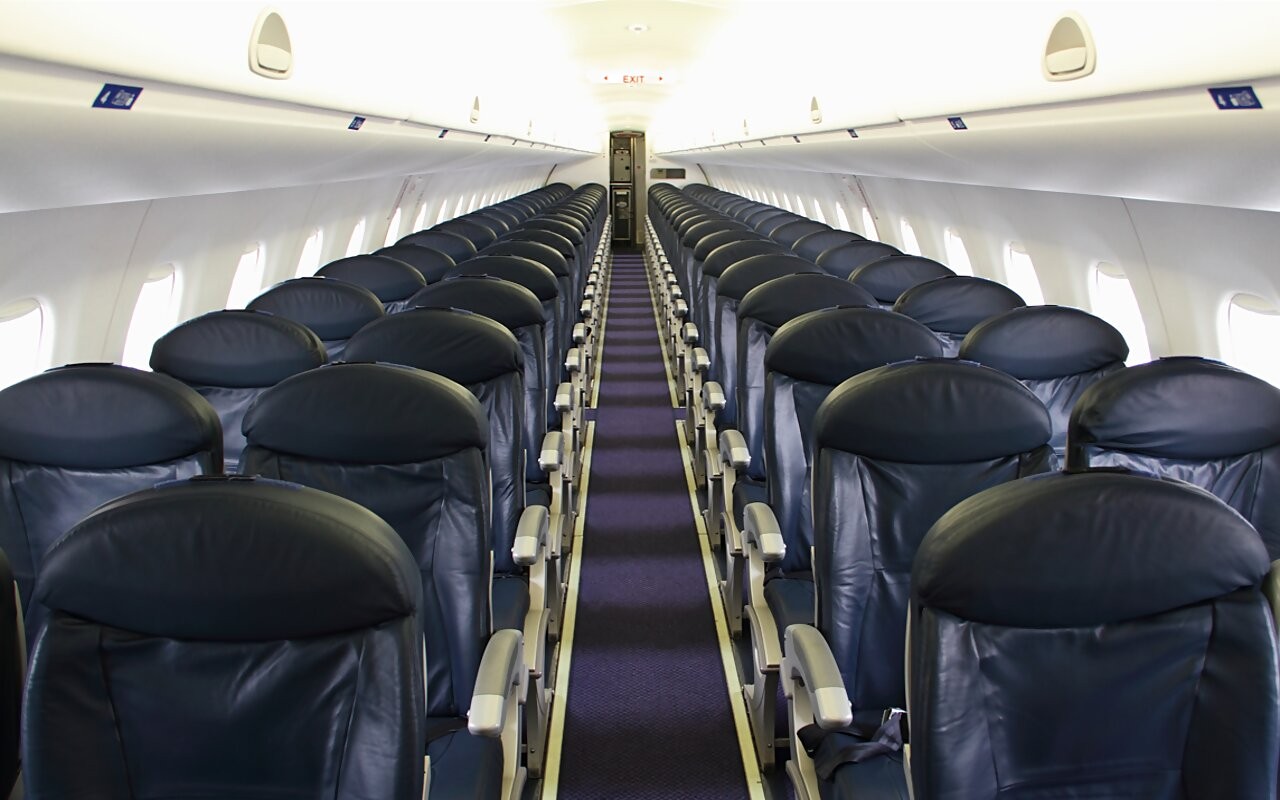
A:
<box><xmin>948</xmin><ymin>116</ymin><xmax>968</xmax><ymax>130</ymax></box>
<box><xmin>348</xmin><ymin>116</ymin><xmax>366</xmax><ymax>130</ymax></box>
<box><xmin>92</xmin><ymin>84</ymin><xmax>143</xmax><ymax>110</ymax></box>
<box><xmin>847</xmin><ymin>128</ymin><xmax>859</xmax><ymax>139</ymax></box>
<box><xmin>1208</xmin><ymin>86</ymin><xmax>1262</xmax><ymax>110</ymax></box>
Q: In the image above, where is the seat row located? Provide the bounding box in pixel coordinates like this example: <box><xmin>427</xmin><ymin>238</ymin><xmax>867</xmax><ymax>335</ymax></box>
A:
<box><xmin>0</xmin><ymin>182</ymin><xmax>612</xmax><ymax>799</ymax></box>
<box><xmin>643</xmin><ymin>183</ymin><xmax>1280</xmax><ymax>798</ymax></box>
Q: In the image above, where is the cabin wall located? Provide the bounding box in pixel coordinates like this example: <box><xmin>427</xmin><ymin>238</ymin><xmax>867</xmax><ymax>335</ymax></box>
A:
<box><xmin>701</xmin><ymin>165</ymin><xmax>1280</xmax><ymax>363</ymax></box>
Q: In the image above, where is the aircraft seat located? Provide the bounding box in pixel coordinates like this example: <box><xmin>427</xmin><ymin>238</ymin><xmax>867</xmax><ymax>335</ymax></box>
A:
<box><xmin>246</xmin><ymin>277</ymin><xmax>384</xmax><ymax>360</ymax></box>
<box><xmin>815</xmin><ymin>240</ymin><xmax>902</xmax><ymax>279</ymax></box>
<box><xmin>373</xmin><ymin>244</ymin><xmax>457</xmax><ymax>283</ymax></box>
<box><xmin>315</xmin><ymin>254</ymin><xmax>426</xmax><ymax>313</ymax></box>
<box><xmin>847</xmin><ymin>255</ymin><xmax>955</xmax><ymax>309</ymax></box>
<box><xmin>398</xmin><ymin>230</ymin><xmax>479</xmax><ymax>264</ymax></box>
<box><xmin>892</xmin><ymin>276</ymin><xmax>1026</xmax><ymax>356</ymax></box>
<box><xmin>793</xmin><ymin>229</ymin><xmax>865</xmax><ymax>262</ymax></box>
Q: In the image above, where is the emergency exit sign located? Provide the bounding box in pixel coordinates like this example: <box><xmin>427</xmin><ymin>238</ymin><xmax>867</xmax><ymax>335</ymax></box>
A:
<box><xmin>592</xmin><ymin>73</ymin><xmax>671</xmax><ymax>85</ymax></box>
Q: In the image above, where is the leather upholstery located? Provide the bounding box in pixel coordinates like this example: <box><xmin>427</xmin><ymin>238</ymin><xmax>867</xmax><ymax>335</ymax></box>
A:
<box><xmin>847</xmin><ymin>255</ymin><xmax>955</xmax><ymax>307</ymax></box>
<box><xmin>246</xmin><ymin>277</ymin><xmax>384</xmax><ymax>360</ymax></box>
<box><xmin>908</xmin><ymin>470</ymin><xmax>1278</xmax><ymax>799</ymax></box>
<box><xmin>1067</xmin><ymin>356</ymin><xmax>1280</xmax><ymax>558</ymax></box>
<box><xmin>892</xmin><ymin>276</ymin><xmax>1026</xmax><ymax>356</ymax></box>
<box><xmin>793</xmin><ymin>230</ymin><xmax>864</xmax><ymax>262</ymax></box>
<box><xmin>961</xmin><ymin>305</ymin><xmax>1128</xmax><ymax>455</ymax></box>
<box><xmin>398</xmin><ymin>230</ymin><xmax>478</xmax><ymax>264</ymax></box>
<box><xmin>697</xmin><ymin>238</ymin><xmax>785</xmax><ymax>344</ymax></box>
<box><xmin>150</xmin><ymin>310</ymin><xmax>326</xmax><ymax>471</ymax></box>
<box><xmin>316</xmin><ymin>254</ymin><xmax>426</xmax><ymax>313</ymax></box>
<box><xmin>769</xmin><ymin>220</ymin><xmax>830</xmax><ymax>248</ymax></box>
<box><xmin>434</xmin><ymin>218</ymin><xmax>498</xmax><ymax>250</ymax></box>
<box><xmin>242</xmin><ymin>363</ymin><xmax>490</xmax><ymax>718</ymax></box>
<box><xmin>0</xmin><ymin>364</ymin><xmax>221</xmax><ymax>620</ymax></box>
<box><xmin>373</xmin><ymin>244</ymin><xmax>457</xmax><ymax>283</ymax></box>
<box><xmin>0</xmin><ymin>548</ymin><xmax>20</xmax><ymax>799</ymax></box>
<box><xmin>815</xmin><ymin>241</ymin><xmax>901</xmax><ymax>279</ymax></box>
<box><xmin>23</xmin><ymin>476</ymin><xmax>426</xmax><ymax>800</ymax></box>
<box><xmin>482</xmin><ymin>240</ymin><xmax>576</xmax><ymax>352</ymax></box>
<box><xmin>682</xmin><ymin>219</ymin><xmax>750</xmax><ymax>308</ymax></box>
<box><xmin>812</xmin><ymin>359</ymin><xmax>1052</xmax><ymax>715</ymax></box>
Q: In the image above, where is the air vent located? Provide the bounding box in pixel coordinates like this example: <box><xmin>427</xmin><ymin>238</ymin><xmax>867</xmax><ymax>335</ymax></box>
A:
<box><xmin>1043</xmin><ymin>13</ymin><xmax>1095</xmax><ymax>81</ymax></box>
<box><xmin>810</xmin><ymin>96</ymin><xmax>823</xmax><ymax>125</ymax></box>
<box><xmin>470</xmin><ymin>96</ymin><xmax>481</xmax><ymax>124</ymax></box>
<box><xmin>249</xmin><ymin>9</ymin><xmax>293</xmax><ymax>79</ymax></box>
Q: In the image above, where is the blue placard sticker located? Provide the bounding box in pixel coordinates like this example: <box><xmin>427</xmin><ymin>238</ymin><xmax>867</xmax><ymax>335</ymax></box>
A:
<box><xmin>847</xmin><ymin>128</ymin><xmax>858</xmax><ymax>139</ymax></box>
<box><xmin>92</xmin><ymin>83</ymin><xmax>142</xmax><ymax>110</ymax></box>
<box><xmin>1208</xmin><ymin>86</ymin><xmax>1262</xmax><ymax>110</ymax></box>
<box><xmin>948</xmin><ymin>116</ymin><xmax>968</xmax><ymax>130</ymax></box>
<box><xmin>348</xmin><ymin>116</ymin><xmax>366</xmax><ymax>130</ymax></box>
<box><xmin>438</xmin><ymin>129</ymin><xmax>450</xmax><ymax>139</ymax></box>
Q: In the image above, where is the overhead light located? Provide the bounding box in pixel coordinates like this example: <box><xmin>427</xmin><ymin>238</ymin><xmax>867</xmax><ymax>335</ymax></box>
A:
<box><xmin>627</xmin><ymin>23</ymin><xmax>648</xmax><ymax>33</ymax></box>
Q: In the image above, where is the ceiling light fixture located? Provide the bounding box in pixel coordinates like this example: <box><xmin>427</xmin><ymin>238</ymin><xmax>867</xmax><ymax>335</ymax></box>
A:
<box><xmin>627</xmin><ymin>23</ymin><xmax>648</xmax><ymax>34</ymax></box>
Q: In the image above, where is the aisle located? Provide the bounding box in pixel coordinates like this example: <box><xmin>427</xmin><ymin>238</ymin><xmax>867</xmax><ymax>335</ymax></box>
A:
<box><xmin>551</xmin><ymin>250</ymin><xmax>752</xmax><ymax>798</ymax></box>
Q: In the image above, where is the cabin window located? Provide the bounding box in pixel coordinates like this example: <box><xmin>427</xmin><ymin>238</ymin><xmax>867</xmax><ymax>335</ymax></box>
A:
<box><xmin>295</xmin><ymin>229</ymin><xmax>324</xmax><ymax>278</ymax></box>
<box><xmin>834</xmin><ymin>204</ymin><xmax>852</xmax><ymax>232</ymax></box>
<box><xmin>0</xmin><ymin>299</ymin><xmax>46</xmax><ymax>389</ymax></box>
<box><xmin>121</xmin><ymin>267</ymin><xmax>180</xmax><ymax>370</ymax></box>
<box><xmin>1226</xmin><ymin>294</ymin><xmax>1280</xmax><ymax>386</ymax></box>
<box><xmin>384</xmin><ymin>208</ymin><xmax>403</xmax><ymax>247</ymax></box>
<box><xmin>778</xmin><ymin>193</ymin><xmax>793</xmax><ymax>212</ymax></box>
<box><xmin>465</xmin><ymin>193</ymin><xmax>479</xmax><ymax>214</ymax></box>
<box><xmin>1090</xmin><ymin>263</ymin><xmax>1150</xmax><ymax>365</ymax></box>
<box><xmin>413</xmin><ymin>203</ymin><xmax>430</xmax><ymax>232</ymax></box>
<box><xmin>899</xmin><ymin>218</ymin><xmax>921</xmax><ymax>256</ymax></box>
<box><xmin>434</xmin><ymin>202</ymin><xmax>452</xmax><ymax>226</ymax></box>
<box><xmin>1004</xmin><ymin>243</ymin><xmax>1044</xmax><ymax>305</ymax></box>
<box><xmin>453</xmin><ymin>195</ymin><xmax>468</xmax><ymax>218</ymax></box>
<box><xmin>944</xmin><ymin>228</ymin><xmax>974</xmax><ymax>276</ymax></box>
<box><xmin>226</xmin><ymin>244</ymin><xmax>265</xmax><ymax>309</ymax></box>
<box><xmin>793</xmin><ymin>194</ymin><xmax>807</xmax><ymax>216</ymax></box>
<box><xmin>345</xmin><ymin>218</ymin><xmax>367</xmax><ymax>258</ymax></box>
<box><xmin>810</xmin><ymin>202</ymin><xmax>827</xmax><ymax>225</ymax></box>
<box><xmin>860</xmin><ymin>207</ymin><xmax>879</xmax><ymax>240</ymax></box>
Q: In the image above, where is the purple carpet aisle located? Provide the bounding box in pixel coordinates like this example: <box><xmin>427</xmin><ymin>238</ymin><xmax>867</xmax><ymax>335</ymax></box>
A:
<box><xmin>554</xmin><ymin>251</ymin><xmax>752</xmax><ymax>798</ymax></box>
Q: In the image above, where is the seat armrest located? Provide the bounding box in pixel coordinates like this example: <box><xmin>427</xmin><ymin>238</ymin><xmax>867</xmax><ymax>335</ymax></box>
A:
<box><xmin>743</xmin><ymin>502</ymin><xmax>785</xmax><ymax>563</ymax></box>
<box><xmin>784</xmin><ymin>624</ymin><xmax>853</xmax><ymax>730</ymax></box>
<box><xmin>573</xmin><ymin>323</ymin><xmax>588</xmax><ymax>345</ymax></box>
<box><xmin>691</xmin><ymin>346</ymin><xmax>710</xmax><ymax>372</ymax></box>
<box><xmin>512</xmin><ymin>505</ymin><xmax>549</xmax><ymax>567</ymax></box>
<box><xmin>674</xmin><ymin>299</ymin><xmax>688</xmax><ymax>319</ymax></box>
<box><xmin>539</xmin><ymin>431</ymin><xmax>563</xmax><ymax>472</ymax></box>
<box><xmin>702</xmin><ymin>381</ymin><xmax>726</xmax><ymax>412</ymax></box>
<box><xmin>719</xmin><ymin>429</ymin><xmax>750</xmax><ymax>470</ymax></box>
<box><xmin>468</xmin><ymin>629</ymin><xmax>525</xmax><ymax>737</ymax></box>
<box><xmin>683</xmin><ymin>323</ymin><xmax>700</xmax><ymax>346</ymax></box>
<box><xmin>564</xmin><ymin>348</ymin><xmax>581</xmax><ymax>374</ymax></box>
<box><xmin>554</xmin><ymin>382</ymin><xmax>573</xmax><ymax>412</ymax></box>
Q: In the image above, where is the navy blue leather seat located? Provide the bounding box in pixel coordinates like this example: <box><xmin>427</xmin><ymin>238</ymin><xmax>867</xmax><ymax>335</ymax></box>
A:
<box><xmin>748</xmin><ymin>209</ymin><xmax>794</xmax><ymax>234</ymax></box>
<box><xmin>398</xmin><ymin>229</ymin><xmax>478</xmax><ymax>264</ymax></box>
<box><xmin>1067</xmin><ymin>356</ymin><xmax>1280</xmax><ymax>559</ymax></box>
<box><xmin>770</xmin><ymin>220</ymin><xmax>830</xmax><ymax>249</ymax></box>
<box><xmin>904</xmin><ymin>470</ymin><xmax>1278</xmax><ymax>799</ymax></box>
<box><xmin>778</xmin><ymin>359</ymin><xmax>1052</xmax><ymax>798</ymax></box>
<box><xmin>482</xmin><ymin>240</ymin><xmax>575</xmax><ymax>350</ymax></box>
<box><xmin>524</xmin><ymin>217</ymin><xmax>586</xmax><ymax>278</ymax></box>
<box><xmin>150</xmin><ymin>310</ymin><xmax>326</xmax><ymax>472</ymax></box>
<box><xmin>893</xmin><ymin>276</ymin><xmax>1025</xmax><ymax>356</ymax></box>
<box><xmin>0</xmin><ymin>364</ymin><xmax>221</xmax><ymax>632</ymax></box>
<box><xmin>815</xmin><ymin>240</ymin><xmax>902</xmax><ymax>279</ymax></box>
<box><xmin>316</xmin><ymin>254</ymin><xmax>426</xmax><ymax>313</ymax></box>
<box><xmin>246</xmin><ymin>277</ymin><xmax>384</xmax><ymax>359</ymax></box>
<box><xmin>23</xmin><ymin>476</ymin><xmax>428</xmax><ymax>800</ymax></box>
<box><xmin>698</xmin><ymin>240</ymin><xmax>788</xmax><ymax>372</ymax></box>
<box><xmin>466</xmin><ymin>210</ymin><xmax>512</xmax><ymax>235</ymax></box>
<box><xmin>434</xmin><ymin>218</ymin><xmax>498</xmax><ymax>251</ymax></box>
<box><xmin>373</xmin><ymin>244</ymin><xmax>457</xmax><ymax>282</ymax></box>
<box><xmin>793</xmin><ymin>230</ymin><xmax>864</xmax><ymax>262</ymax></box>
<box><xmin>848</xmin><ymin>255</ymin><xmax>955</xmax><ymax>309</ymax></box>
<box><xmin>682</xmin><ymin>219</ymin><xmax>751</xmax><ymax>309</ymax></box>
<box><xmin>961</xmin><ymin>305</ymin><xmax>1128</xmax><ymax>457</ymax></box>
<box><xmin>0</xmin><ymin>548</ymin><xmax>19</xmax><ymax>799</ymax></box>
<box><xmin>242</xmin><ymin>363</ymin><xmax>526</xmax><ymax>798</ymax></box>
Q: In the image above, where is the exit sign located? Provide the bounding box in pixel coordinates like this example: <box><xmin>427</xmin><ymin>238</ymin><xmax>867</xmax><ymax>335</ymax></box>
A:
<box><xmin>591</xmin><ymin>72</ymin><xmax>673</xmax><ymax>85</ymax></box>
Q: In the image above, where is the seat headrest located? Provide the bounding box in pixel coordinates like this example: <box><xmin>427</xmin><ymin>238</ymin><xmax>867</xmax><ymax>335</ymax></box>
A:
<box><xmin>682</xmin><ymin>218</ymin><xmax>740</xmax><ymax>247</ymax></box>
<box><xmin>150</xmin><ymin>310</ymin><xmax>326</xmax><ymax>388</ymax></box>
<box><xmin>960</xmin><ymin>305</ymin><xmax>1129</xmax><ymax>379</ymax></box>
<box><xmin>815</xmin><ymin>240</ymin><xmax>902</xmax><ymax>278</ymax></box>
<box><xmin>396</xmin><ymin>230</ymin><xmax>477</xmax><ymax>263</ymax></box>
<box><xmin>738</xmin><ymin>273</ymin><xmax>874</xmax><ymax>329</ymax></box>
<box><xmin>247</xmin><ymin>278</ymin><xmax>384</xmax><ymax>341</ymax></box>
<box><xmin>315</xmin><ymin>255</ymin><xmax>426</xmax><ymax>302</ymax></box>
<box><xmin>481</xmin><ymin>240</ymin><xmax>570</xmax><ymax>278</ymax></box>
<box><xmin>676</xmin><ymin>213</ymin><xmax>715</xmax><ymax>237</ymax></box>
<box><xmin>750</xmin><ymin>210</ymin><xmax>793</xmax><ymax>233</ymax></box>
<box><xmin>433</xmin><ymin>219</ymin><xmax>496</xmax><ymax>248</ymax></box>
<box><xmin>447</xmin><ymin>255</ymin><xmax>559</xmax><ymax>301</ymax></box>
<box><xmin>372</xmin><ymin>245</ymin><xmax>457</xmax><ymax>283</ymax></box>
<box><xmin>765</xmin><ymin>307</ymin><xmax>944</xmax><ymax>386</ymax></box>
<box><xmin>0</xmin><ymin>364</ymin><xmax>221</xmax><ymax>469</ymax></box>
<box><xmin>848</xmin><ymin>255</ymin><xmax>957</xmax><ymax>303</ymax></box>
<box><xmin>465</xmin><ymin>211</ymin><xmax>510</xmax><ymax>235</ymax></box>
<box><xmin>540</xmin><ymin>212</ymin><xmax>587</xmax><ymax>236</ymax></box>
<box><xmin>243</xmin><ymin>362</ymin><xmax>486</xmax><ymax>464</ymax></box>
<box><xmin>914</xmin><ymin>470</ymin><xmax>1270</xmax><ymax>627</ymax></box>
<box><xmin>525</xmin><ymin>217</ymin><xmax>583</xmax><ymax>245</ymax></box>
<box><xmin>1070</xmin><ymin>357</ymin><xmax>1280</xmax><ymax>459</ymax></box>
<box><xmin>693</xmin><ymin>229</ymin><xmax>767</xmax><ymax>261</ymax></box>
<box><xmin>717</xmin><ymin>254</ymin><xmax>822</xmax><ymax>302</ymax></box>
<box><xmin>499</xmin><ymin>229</ymin><xmax>576</xmax><ymax>260</ymax></box>
<box><xmin>37</xmin><ymin>477</ymin><xmax>420</xmax><ymax>640</ymax></box>
<box><xmin>344</xmin><ymin>309</ymin><xmax>522</xmax><ymax>386</ymax></box>
<box><xmin>814</xmin><ymin>358</ymin><xmax>1051</xmax><ymax>463</ymax></box>
<box><xmin>892</xmin><ymin>276</ymin><xmax>1026</xmax><ymax>334</ymax></box>
<box><xmin>770</xmin><ymin>220</ymin><xmax>830</xmax><ymax>247</ymax></box>
<box><xmin>407</xmin><ymin>276</ymin><xmax>544</xmax><ymax>331</ymax></box>
<box><xmin>792</xmin><ymin>230</ymin><xmax>864</xmax><ymax>262</ymax></box>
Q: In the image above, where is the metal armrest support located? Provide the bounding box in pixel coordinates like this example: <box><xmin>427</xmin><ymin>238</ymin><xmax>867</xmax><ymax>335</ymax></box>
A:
<box><xmin>783</xmin><ymin>625</ymin><xmax>853</xmax><ymax>730</ymax></box>
<box><xmin>511</xmin><ymin>505</ymin><xmax>549</xmax><ymax>567</ymax></box>
<box><xmin>468</xmin><ymin>629</ymin><xmax>526</xmax><ymax>737</ymax></box>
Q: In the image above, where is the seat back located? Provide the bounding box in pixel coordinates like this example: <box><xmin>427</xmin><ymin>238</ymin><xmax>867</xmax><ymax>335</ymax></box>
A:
<box><xmin>815</xmin><ymin>240</ymin><xmax>901</xmax><ymax>278</ymax></box>
<box><xmin>397</xmin><ymin>230</ymin><xmax>478</xmax><ymax>264</ymax></box>
<box><xmin>735</xmin><ymin>274</ymin><xmax>875</xmax><ymax>482</ymax></box>
<box><xmin>764</xmin><ymin>309</ymin><xmax>944</xmax><ymax>573</ymax></box>
<box><xmin>242</xmin><ymin>363</ymin><xmax>489</xmax><ymax>718</ymax></box>
<box><xmin>0</xmin><ymin>548</ymin><xmax>21</xmax><ymax>799</ymax></box>
<box><xmin>408</xmin><ymin>276</ymin><xmax>551</xmax><ymax>468</ymax></box>
<box><xmin>0</xmin><ymin>364</ymin><xmax>222</xmax><ymax>622</ymax></box>
<box><xmin>961</xmin><ymin>305</ymin><xmax>1128</xmax><ymax>456</ymax></box>
<box><xmin>433</xmin><ymin>218</ymin><xmax>498</xmax><ymax>250</ymax></box>
<box><xmin>699</xmin><ymin>239</ymin><xmax>788</xmax><ymax>370</ymax></box>
<box><xmin>812</xmin><ymin>359</ymin><xmax>1052</xmax><ymax>711</ymax></box>
<box><xmin>893</xmin><ymin>276</ymin><xmax>1025</xmax><ymax>355</ymax></box>
<box><xmin>482</xmin><ymin>240</ymin><xmax>574</xmax><ymax>340</ymax></box>
<box><xmin>344</xmin><ymin>310</ymin><xmax>525</xmax><ymax>574</ymax></box>
<box><xmin>316</xmin><ymin>254</ymin><xmax>426</xmax><ymax>313</ymax></box>
<box><xmin>848</xmin><ymin>254</ymin><xmax>956</xmax><ymax>308</ymax></box>
<box><xmin>769</xmin><ymin>220</ymin><xmax>830</xmax><ymax>248</ymax></box>
<box><xmin>682</xmin><ymin>219</ymin><xmax>749</xmax><ymax>303</ymax></box>
<box><xmin>792</xmin><ymin>229</ymin><xmax>863</xmax><ymax>262</ymax></box>
<box><xmin>1067</xmin><ymin>356</ymin><xmax>1280</xmax><ymax>558</ymax></box>
<box><xmin>373</xmin><ymin>244</ymin><xmax>457</xmax><ymax>283</ymax></box>
<box><xmin>24</xmin><ymin>477</ymin><xmax>426</xmax><ymax>800</ymax></box>
<box><xmin>246</xmin><ymin>277</ymin><xmax>384</xmax><ymax>359</ymax></box>
<box><xmin>150</xmin><ymin>310</ymin><xmax>326</xmax><ymax>471</ymax></box>
<box><xmin>908</xmin><ymin>470</ymin><xmax>1278</xmax><ymax>799</ymax></box>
